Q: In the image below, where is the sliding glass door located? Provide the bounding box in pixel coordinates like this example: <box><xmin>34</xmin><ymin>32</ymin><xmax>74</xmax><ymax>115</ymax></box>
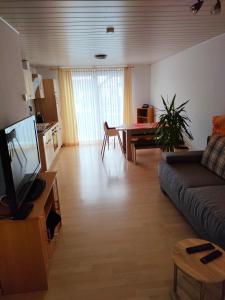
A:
<box><xmin>72</xmin><ymin>68</ymin><xmax>124</xmax><ymax>143</ymax></box>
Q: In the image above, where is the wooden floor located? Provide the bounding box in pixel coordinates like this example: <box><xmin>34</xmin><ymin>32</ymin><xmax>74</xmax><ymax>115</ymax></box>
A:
<box><xmin>2</xmin><ymin>145</ymin><xmax>198</xmax><ymax>300</ymax></box>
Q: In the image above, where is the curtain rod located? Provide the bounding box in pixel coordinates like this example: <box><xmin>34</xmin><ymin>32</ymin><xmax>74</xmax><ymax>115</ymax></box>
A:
<box><xmin>50</xmin><ymin>65</ymin><xmax>134</xmax><ymax>71</ymax></box>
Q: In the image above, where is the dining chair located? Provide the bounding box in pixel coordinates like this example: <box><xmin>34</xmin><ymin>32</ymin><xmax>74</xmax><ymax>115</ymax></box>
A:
<box><xmin>101</xmin><ymin>122</ymin><xmax>125</xmax><ymax>159</ymax></box>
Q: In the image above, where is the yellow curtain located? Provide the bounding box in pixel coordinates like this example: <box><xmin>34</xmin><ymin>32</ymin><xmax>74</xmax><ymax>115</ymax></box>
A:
<box><xmin>123</xmin><ymin>67</ymin><xmax>132</xmax><ymax>124</ymax></box>
<box><xmin>58</xmin><ymin>68</ymin><xmax>79</xmax><ymax>146</ymax></box>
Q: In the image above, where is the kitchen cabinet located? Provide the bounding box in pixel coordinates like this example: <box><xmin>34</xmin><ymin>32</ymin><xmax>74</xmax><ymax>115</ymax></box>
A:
<box><xmin>38</xmin><ymin>122</ymin><xmax>62</xmax><ymax>171</ymax></box>
<box><xmin>57</xmin><ymin>123</ymin><xmax>63</xmax><ymax>149</ymax></box>
<box><xmin>23</xmin><ymin>69</ymin><xmax>34</xmax><ymax>100</ymax></box>
<box><xmin>32</xmin><ymin>74</ymin><xmax>45</xmax><ymax>99</ymax></box>
<box><xmin>43</xmin><ymin>130</ymin><xmax>55</xmax><ymax>170</ymax></box>
<box><xmin>51</xmin><ymin>122</ymin><xmax>62</xmax><ymax>155</ymax></box>
<box><xmin>34</xmin><ymin>79</ymin><xmax>61</xmax><ymax>123</ymax></box>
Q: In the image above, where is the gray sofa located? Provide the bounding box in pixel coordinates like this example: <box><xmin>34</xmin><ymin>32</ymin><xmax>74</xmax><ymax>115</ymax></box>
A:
<box><xmin>158</xmin><ymin>151</ymin><xmax>225</xmax><ymax>249</ymax></box>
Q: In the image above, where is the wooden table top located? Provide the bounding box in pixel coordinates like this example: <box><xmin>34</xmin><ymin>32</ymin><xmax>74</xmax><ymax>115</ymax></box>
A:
<box><xmin>173</xmin><ymin>238</ymin><xmax>225</xmax><ymax>284</ymax></box>
<box><xmin>117</xmin><ymin>122</ymin><xmax>158</xmax><ymax>131</ymax></box>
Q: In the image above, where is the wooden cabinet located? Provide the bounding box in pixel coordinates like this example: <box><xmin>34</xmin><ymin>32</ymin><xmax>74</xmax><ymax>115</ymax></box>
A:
<box><xmin>0</xmin><ymin>172</ymin><xmax>61</xmax><ymax>295</ymax></box>
<box><xmin>35</xmin><ymin>79</ymin><xmax>61</xmax><ymax>123</ymax></box>
<box><xmin>137</xmin><ymin>107</ymin><xmax>155</xmax><ymax>123</ymax></box>
<box><xmin>38</xmin><ymin>129</ymin><xmax>54</xmax><ymax>172</ymax></box>
<box><xmin>35</xmin><ymin>78</ymin><xmax>62</xmax><ymax>171</ymax></box>
<box><xmin>38</xmin><ymin>122</ymin><xmax>62</xmax><ymax>172</ymax></box>
<box><xmin>43</xmin><ymin>130</ymin><xmax>55</xmax><ymax>170</ymax></box>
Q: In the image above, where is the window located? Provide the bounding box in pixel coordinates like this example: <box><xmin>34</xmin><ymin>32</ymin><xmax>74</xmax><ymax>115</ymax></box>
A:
<box><xmin>72</xmin><ymin>68</ymin><xmax>124</xmax><ymax>143</ymax></box>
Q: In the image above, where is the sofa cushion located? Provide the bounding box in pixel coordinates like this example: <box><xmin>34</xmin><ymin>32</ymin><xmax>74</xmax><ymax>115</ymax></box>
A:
<box><xmin>181</xmin><ymin>185</ymin><xmax>225</xmax><ymax>249</ymax></box>
<box><xmin>202</xmin><ymin>135</ymin><xmax>225</xmax><ymax>179</ymax></box>
<box><xmin>158</xmin><ymin>161</ymin><xmax>225</xmax><ymax>205</ymax></box>
<box><xmin>159</xmin><ymin>161</ymin><xmax>225</xmax><ymax>189</ymax></box>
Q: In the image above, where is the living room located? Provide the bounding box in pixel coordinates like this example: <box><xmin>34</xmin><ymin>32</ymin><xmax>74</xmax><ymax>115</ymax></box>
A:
<box><xmin>0</xmin><ymin>1</ymin><xmax>225</xmax><ymax>299</ymax></box>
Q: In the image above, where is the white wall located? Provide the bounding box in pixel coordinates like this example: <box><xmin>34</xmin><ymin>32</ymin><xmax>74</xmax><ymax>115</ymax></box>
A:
<box><xmin>132</xmin><ymin>65</ymin><xmax>151</xmax><ymax>121</ymax></box>
<box><xmin>0</xmin><ymin>18</ymin><xmax>27</xmax><ymax>129</ymax></box>
<box><xmin>150</xmin><ymin>33</ymin><xmax>225</xmax><ymax>150</ymax></box>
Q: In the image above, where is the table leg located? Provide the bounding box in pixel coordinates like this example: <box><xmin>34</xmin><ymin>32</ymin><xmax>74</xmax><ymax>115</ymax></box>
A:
<box><xmin>221</xmin><ymin>281</ymin><xmax>225</xmax><ymax>300</ymax></box>
<box><xmin>122</xmin><ymin>131</ymin><xmax>126</xmax><ymax>154</ymax></box>
<box><xmin>126</xmin><ymin>132</ymin><xmax>132</xmax><ymax>161</ymax></box>
<box><xmin>173</xmin><ymin>264</ymin><xmax>178</xmax><ymax>293</ymax></box>
<box><xmin>200</xmin><ymin>283</ymin><xmax>205</xmax><ymax>300</ymax></box>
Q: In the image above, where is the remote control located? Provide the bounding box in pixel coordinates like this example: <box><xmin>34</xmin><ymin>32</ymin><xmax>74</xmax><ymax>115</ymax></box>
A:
<box><xmin>200</xmin><ymin>250</ymin><xmax>223</xmax><ymax>264</ymax></box>
<box><xmin>186</xmin><ymin>243</ymin><xmax>215</xmax><ymax>254</ymax></box>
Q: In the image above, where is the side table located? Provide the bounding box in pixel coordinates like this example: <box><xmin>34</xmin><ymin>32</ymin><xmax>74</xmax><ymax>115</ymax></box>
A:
<box><xmin>172</xmin><ymin>238</ymin><xmax>225</xmax><ymax>300</ymax></box>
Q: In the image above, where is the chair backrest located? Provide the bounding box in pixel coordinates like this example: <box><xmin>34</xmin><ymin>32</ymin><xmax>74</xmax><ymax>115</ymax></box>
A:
<box><xmin>103</xmin><ymin>122</ymin><xmax>109</xmax><ymax>134</ymax></box>
<box><xmin>103</xmin><ymin>121</ymin><xmax>117</xmax><ymax>137</ymax></box>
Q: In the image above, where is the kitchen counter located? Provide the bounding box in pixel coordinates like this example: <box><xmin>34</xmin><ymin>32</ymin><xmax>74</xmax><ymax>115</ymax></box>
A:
<box><xmin>37</xmin><ymin>122</ymin><xmax>62</xmax><ymax>171</ymax></box>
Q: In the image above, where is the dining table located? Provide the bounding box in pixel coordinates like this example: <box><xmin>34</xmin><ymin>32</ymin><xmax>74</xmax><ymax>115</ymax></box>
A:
<box><xmin>116</xmin><ymin>122</ymin><xmax>158</xmax><ymax>161</ymax></box>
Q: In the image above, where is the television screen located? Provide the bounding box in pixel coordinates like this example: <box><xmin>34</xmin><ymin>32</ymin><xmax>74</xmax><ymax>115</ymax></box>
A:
<box><xmin>0</xmin><ymin>115</ymin><xmax>41</xmax><ymax>212</ymax></box>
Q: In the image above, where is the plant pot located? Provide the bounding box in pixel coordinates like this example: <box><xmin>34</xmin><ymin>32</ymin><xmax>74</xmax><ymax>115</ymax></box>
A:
<box><xmin>174</xmin><ymin>145</ymin><xmax>189</xmax><ymax>152</ymax></box>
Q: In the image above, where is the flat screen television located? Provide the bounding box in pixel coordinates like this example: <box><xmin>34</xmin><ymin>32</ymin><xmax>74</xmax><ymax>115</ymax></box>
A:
<box><xmin>0</xmin><ymin>115</ymin><xmax>41</xmax><ymax>218</ymax></box>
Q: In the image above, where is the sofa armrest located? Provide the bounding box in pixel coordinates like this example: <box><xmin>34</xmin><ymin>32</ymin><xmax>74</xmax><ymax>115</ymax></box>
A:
<box><xmin>162</xmin><ymin>151</ymin><xmax>204</xmax><ymax>164</ymax></box>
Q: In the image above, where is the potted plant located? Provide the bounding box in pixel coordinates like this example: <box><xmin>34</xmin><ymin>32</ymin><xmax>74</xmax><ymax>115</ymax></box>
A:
<box><xmin>155</xmin><ymin>94</ymin><xmax>193</xmax><ymax>152</ymax></box>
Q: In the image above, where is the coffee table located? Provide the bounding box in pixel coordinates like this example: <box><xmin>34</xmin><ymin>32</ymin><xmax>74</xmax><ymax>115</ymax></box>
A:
<box><xmin>172</xmin><ymin>238</ymin><xmax>225</xmax><ymax>300</ymax></box>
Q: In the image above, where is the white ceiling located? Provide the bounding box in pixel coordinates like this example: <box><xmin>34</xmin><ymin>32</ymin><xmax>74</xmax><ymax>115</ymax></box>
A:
<box><xmin>0</xmin><ymin>0</ymin><xmax>225</xmax><ymax>67</ymax></box>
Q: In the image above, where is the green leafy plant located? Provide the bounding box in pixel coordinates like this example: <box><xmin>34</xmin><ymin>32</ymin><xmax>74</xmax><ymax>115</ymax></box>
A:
<box><xmin>155</xmin><ymin>94</ymin><xmax>193</xmax><ymax>152</ymax></box>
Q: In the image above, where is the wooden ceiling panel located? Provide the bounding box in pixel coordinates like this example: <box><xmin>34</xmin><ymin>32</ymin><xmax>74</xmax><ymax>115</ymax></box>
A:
<box><xmin>0</xmin><ymin>0</ymin><xmax>225</xmax><ymax>66</ymax></box>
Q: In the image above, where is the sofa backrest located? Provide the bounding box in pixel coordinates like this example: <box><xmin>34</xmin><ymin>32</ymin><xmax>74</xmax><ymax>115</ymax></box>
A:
<box><xmin>202</xmin><ymin>135</ymin><xmax>225</xmax><ymax>179</ymax></box>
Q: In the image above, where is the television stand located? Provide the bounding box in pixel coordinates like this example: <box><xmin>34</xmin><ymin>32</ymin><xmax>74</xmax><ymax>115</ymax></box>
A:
<box><xmin>0</xmin><ymin>172</ymin><xmax>61</xmax><ymax>295</ymax></box>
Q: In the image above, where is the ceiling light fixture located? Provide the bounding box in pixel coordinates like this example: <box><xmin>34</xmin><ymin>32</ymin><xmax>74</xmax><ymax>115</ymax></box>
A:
<box><xmin>191</xmin><ymin>0</ymin><xmax>204</xmax><ymax>14</ymax></box>
<box><xmin>95</xmin><ymin>54</ymin><xmax>107</xmax><ymax>59</ymax></box>
<box><xmin>211</xmin><ymin>0</ymin><xmax>221</xmax><ymax>14</ymax></box>
<box><xmin>191</xmin><ymin>0</ymin><xmax>222</xmax><ymax>14</ymax></box>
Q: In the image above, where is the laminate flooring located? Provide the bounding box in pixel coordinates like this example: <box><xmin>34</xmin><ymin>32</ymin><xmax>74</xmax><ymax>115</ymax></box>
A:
<box><xmin>2</xmin><ymin>145</ymin><xmax>199</xmax><ymax>300</ymax></box>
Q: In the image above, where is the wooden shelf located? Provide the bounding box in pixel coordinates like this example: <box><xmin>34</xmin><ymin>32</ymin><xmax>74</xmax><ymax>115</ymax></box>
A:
<box><xmin>0</xmin><ymin>172</ymin><xmax>62</xmax><ymax>295</ymax></box>
<box><xmin>137</xmin><ymin>107</ymin><xmax>155</xmax><ymax>123</ymax></box>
